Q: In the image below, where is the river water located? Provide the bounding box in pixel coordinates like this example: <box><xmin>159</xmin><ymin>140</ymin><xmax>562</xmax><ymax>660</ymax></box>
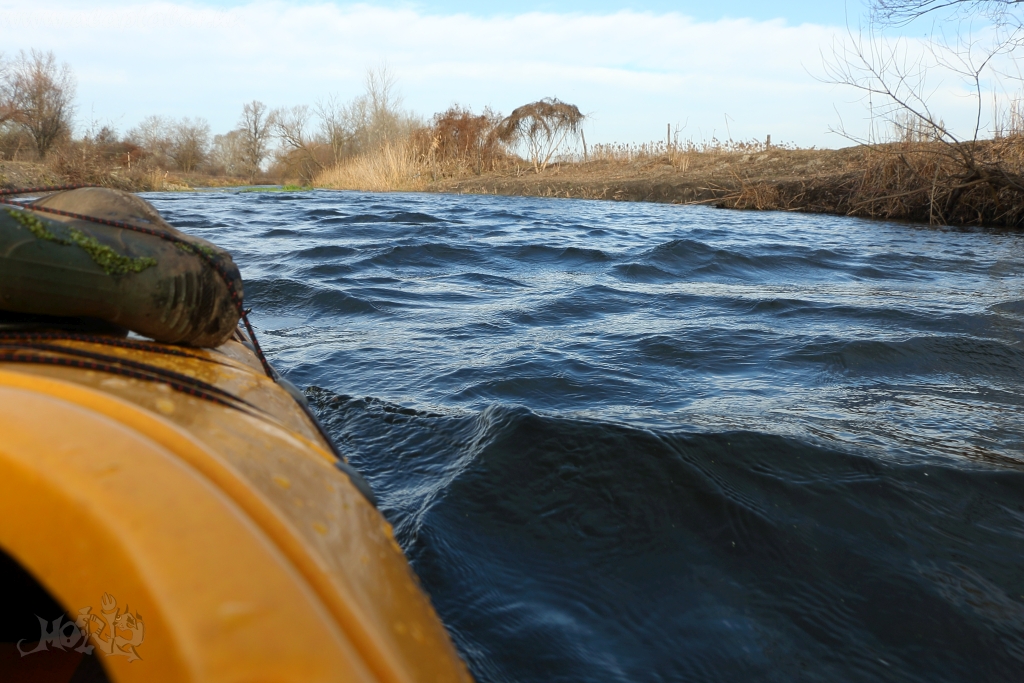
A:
<box><xmin>148</xmin><ymin>189</ymin><xmax>1024</xmax><ymax>683</ymax></box>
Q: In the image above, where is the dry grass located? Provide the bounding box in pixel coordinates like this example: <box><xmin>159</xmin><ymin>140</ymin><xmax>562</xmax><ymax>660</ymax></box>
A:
<box><xmin>313</xmin><ymin>139</ymin><xmax>425</xmax><ymax>192</ymax></box>
<box><xmin>730</xmin><ymin>182</ymin><xmax>784</xmax><ymax>211</ymax></box>
<box><xmin>586</xmin><ymin>138</ymin><xmax>794</xmax><ymax>164</ymax></box>
<box><xmin>843</xmin><ymin>138</ymin><xmax>1024</xmax><ymax>226</ymax></box>
<box><xmin>708</xmin><ymin>138</ymin><xmax>1024</xmax><ymax>227</ymax></box>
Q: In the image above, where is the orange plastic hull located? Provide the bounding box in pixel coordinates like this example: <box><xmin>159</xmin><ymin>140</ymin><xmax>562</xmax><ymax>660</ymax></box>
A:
<box><xmin>0</xmin><ymin>337</ymin><xmax>472</xmax><ymax>683</ymax></box>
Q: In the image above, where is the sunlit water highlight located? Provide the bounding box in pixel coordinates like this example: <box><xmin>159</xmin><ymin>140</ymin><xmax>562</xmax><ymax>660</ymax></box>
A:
<box><xmin>149</xmin><ymin>189</ymin><xmax>1024</xmax><ymax>683</ymax></box>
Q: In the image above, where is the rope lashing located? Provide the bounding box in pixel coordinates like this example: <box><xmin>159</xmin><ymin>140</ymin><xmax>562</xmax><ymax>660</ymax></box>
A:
<box><xmin>0</xmin><ymin>185</ymin><xmax>275</xmax><ymax>379</ymax></box>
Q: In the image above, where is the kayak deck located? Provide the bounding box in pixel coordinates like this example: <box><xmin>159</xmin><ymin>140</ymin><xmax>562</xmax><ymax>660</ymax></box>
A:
<box><xmin>0</xmin><ymin>331</ymin><xmax>471</xmax><ymax>683</ymax></box>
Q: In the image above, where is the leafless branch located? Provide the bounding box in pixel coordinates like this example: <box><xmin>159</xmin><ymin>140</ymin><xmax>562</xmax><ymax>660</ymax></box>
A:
<box><xmin>872</xmin><ymin>0</ymin><xmax>1024</xmax><ymax>27</ymax></box>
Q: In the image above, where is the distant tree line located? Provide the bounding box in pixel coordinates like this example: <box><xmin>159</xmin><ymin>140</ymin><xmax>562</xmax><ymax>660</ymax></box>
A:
<box><xmin>1</xmin><ymin>53</ymin><xmax>587</xmax><ymax>184</ymax></box>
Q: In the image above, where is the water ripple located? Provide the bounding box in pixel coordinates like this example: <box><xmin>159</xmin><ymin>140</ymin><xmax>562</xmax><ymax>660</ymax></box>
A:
<box><xmin>148</xmin><ymin>189</ymin><xmax>1024</xmax><ymax>683</ymax></box>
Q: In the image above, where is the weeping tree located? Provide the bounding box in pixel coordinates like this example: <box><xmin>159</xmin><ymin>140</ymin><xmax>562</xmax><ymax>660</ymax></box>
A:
<box><xmin>493</xmin><ymin>98</ymin><xmax>585</xmax><ymax>173</ymax></box>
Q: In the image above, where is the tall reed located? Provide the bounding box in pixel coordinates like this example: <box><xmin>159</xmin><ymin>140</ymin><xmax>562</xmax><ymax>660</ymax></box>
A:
<box><xmin>586</xmin><ymin>138</ymin><xmax>789</xmax><ymax>164</ymax></box>
<box><xmin>313</xmin><ymin>139</ymin><xmax>425</xmax><ymax>192</ymax></box>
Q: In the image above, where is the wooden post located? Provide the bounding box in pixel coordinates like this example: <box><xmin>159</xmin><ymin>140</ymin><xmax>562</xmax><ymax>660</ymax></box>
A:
<box><xmin>766</xmin><ymin>134</ymin><xmax>771</xmax><ymax>149</ymax></box>
<box><xmin>667</xmin><ymin>123</ymin><xmax>671</xmax><ymax>148</ymax></box>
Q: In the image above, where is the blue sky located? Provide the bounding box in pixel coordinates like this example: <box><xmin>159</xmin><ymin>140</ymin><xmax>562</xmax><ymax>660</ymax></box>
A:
<box><xmin>0</xmin><ymin>1</ymin><xmax>1006</xmax><ymax>148</ymax></box>
<box><xmin>195</xmin><ymin>0</ymin><xmax>858</xmax><ymax>25</ymax></box>
<box><xmin>445</xmin><ymin>1</ymin><xmax>848</xmax><ymax>23</ymax></box>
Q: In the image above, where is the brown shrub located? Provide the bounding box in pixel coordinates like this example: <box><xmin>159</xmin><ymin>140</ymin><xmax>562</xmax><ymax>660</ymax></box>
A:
<box><xmin>45</xmin><ymin>138</ymin><xmax>158</xmax><ymax>190</ymax></box>
<box><xmin>422</xmin><ymin>105</ymin><xmax>504</xmax><ymax>178</ymax></box>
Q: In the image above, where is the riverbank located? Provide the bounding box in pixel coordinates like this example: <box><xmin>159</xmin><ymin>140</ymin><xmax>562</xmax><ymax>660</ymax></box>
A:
<box><xmin>8</xmin><ymin>140</ymin><xmax>1024</xmax><ymax>229</ymax></box>
<box><xmin>426</xmin><ymin>141</ymin><xmax>1024</xmax><ymax>229</ymax></box>
<box><xmin>428</xmin><ymin>146</ymin><xmax>862</xmax><ymax>209</ymax></box>
<box><xmin>0</xmin><ymin>159</ymin><xmax>247</xmax><ymax>193</ymax></box>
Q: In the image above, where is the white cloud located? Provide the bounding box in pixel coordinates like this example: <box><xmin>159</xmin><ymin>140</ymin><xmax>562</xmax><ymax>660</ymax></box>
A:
<box><xmin>0</xmin><ymin>1</ymin><xmax>1001</xmax><ymax>146</ymax></box>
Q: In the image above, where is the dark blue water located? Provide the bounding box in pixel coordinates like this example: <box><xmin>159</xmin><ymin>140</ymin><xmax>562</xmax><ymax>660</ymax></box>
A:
<box><xmin>149</xmin><ymin>189</ymin><xmax>1024</xmax><ymax>683</ymax></box>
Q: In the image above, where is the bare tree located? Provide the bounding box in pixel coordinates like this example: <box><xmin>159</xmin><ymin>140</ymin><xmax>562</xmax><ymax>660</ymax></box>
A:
<box><xmin>309</xmin><ymin>67</ymin><xmax>421</xmax><ymax>167</ymax></box>
<box><xmin>365</xmin><ymin>64</ymin><xmax>403</xmax><ymax>144</ymax></box>
<box><xmin>169</xmin><ymin>117</ymin><xmax>211</xmax><ymax>173</ymax></box>
<box><xmin>493</xmin><ymin>98</ymin><xmax>586</xmax><ymax>173</ymax></box>
<box><xmin>314</xmin><ymin>94</ymin><xmax>349</xmax><ymax>165</ymax></box>
<box><xmin>125</xmin><ymin>115</ymin><xmax>173</xmax><ymax>168</ymax></box>
<box><xmin>272</xmin><ymin>104</ymin><xmax>323</xmax><ymax>178</ymax></box>
<box><xmin>7</xmin><ymin>50</ymin><xmax>75</xmax><ymax>158</ymax></box>
<box><xmin>238</xmin><ymin>100</ymin><xmax>273</xmax><ymax>182</ymax></box>
<box><xmin>126</xmin><ymin>115</ymin><xmax>169</xmax><ymax>150</ymax></box>
<box><xmin>210</xmin><ymin>130</ymin><xmax>245</xmax><ymax>177</ymax></box>
<box><xmin>273</xmin><ymin>105</ymin><xmax>313</xmax><ymax>153</ymax></box>
<box><xmin>334</xmin><ymin>65</ymin><xmax>417</xmax><ymax>153</ymax></box>
<box><xmin>0</xmin><ymin>54</ymin><xmax>19</xmax><ymax>160</ymax></box>
<box><xmin>0</xmin><ymin>53</ymin><xmax>15</xmax><ymax>125</ymax></box>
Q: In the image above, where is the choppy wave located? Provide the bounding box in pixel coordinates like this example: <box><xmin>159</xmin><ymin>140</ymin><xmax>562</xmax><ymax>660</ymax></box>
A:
<box><xmin>150</xmin><ymin>189</ymin><xmax>1024</xmax><ymax>683</ymax></box>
